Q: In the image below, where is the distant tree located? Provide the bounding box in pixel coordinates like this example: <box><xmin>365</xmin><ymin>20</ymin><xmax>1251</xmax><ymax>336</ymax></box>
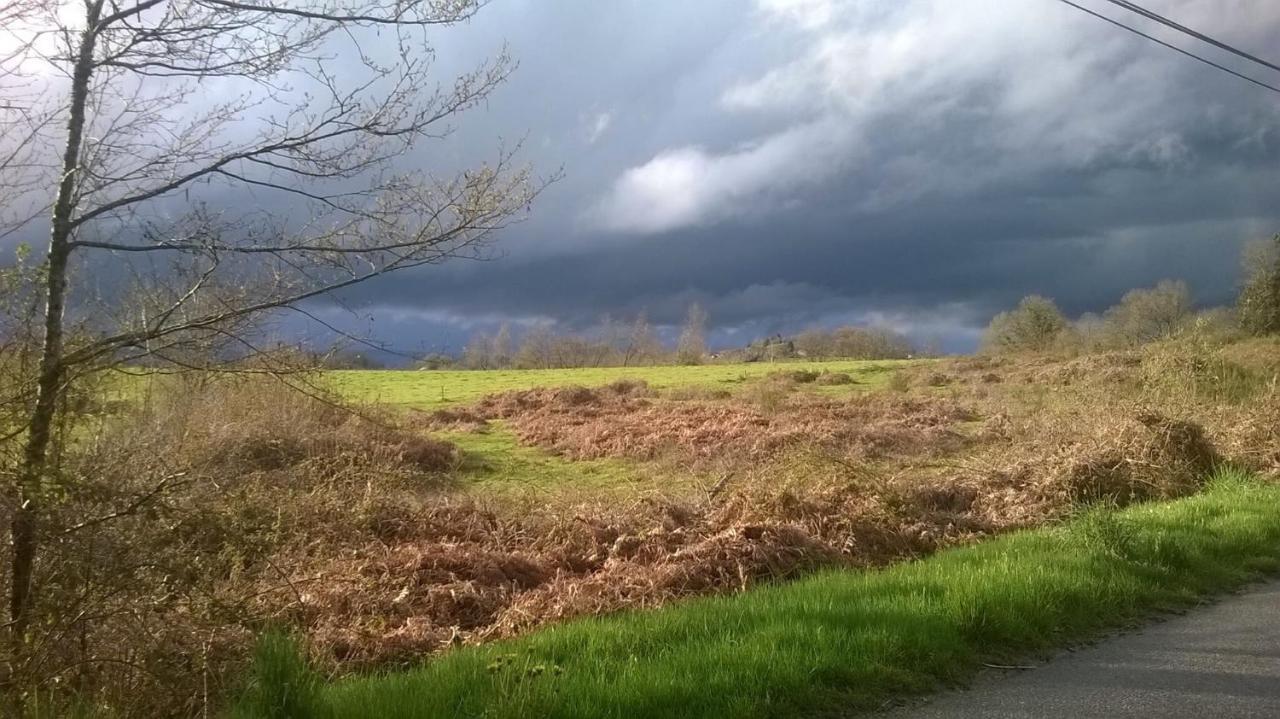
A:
<box><xmin>492</xmin><ymin>323</ymin><xmax>514</xmax><ymax>368</ymax></box>
<box><xmin>1100</xmin><ymin>280</ymin><xmax>1191</xmax><ymax>347</ymax></box>
<box><xmin>1177</xmin><ymin>307</ymin><xmax>1242</xmax><ymax>345</ymax></box>
<box><xmin>605</xmin><ymin>312</ymin><xmax>663</xmax><ymax>367</ymax></box>
<box><xmin>983</xmin><ymin>295</ymin><xmax>1068</xmax><ymax>352</ymax></box>
<box><xmin>625</xmin><ymin>313</ymin><xmax>664</xmax><ymax>366</ymax></box>
<box><xmin>512</xmin><ymin>324</ymin><xmax>547</xmax><ymax>369</ymax></box>
<box><xmin>1238</xmin><ymin>235</ymin><xmax>1280</xmax><ymax>336</ymax></box>
<box><xmin>761</xmin><ymin>335</ymin><xmax>796</xmax><ymax>362</ymax></box>
<box><xmin>318</xmin><ymin>349</ymin><xmax>384</xmax><ymax>369</ymax></box>
<box><xmin>462</xmin><ymin>332</ymin><xmax>494</xmax><ymax>369</ymax></box>
<box><xmin>1062</xmin><ymin>311</ymin><xmax>1108</xmax><ymax>353</ymax></box>
<box><xmin>792</xmin><ymin>326</ymin><xmax>913</xmax><ymax>360</ymax></box>
<box><xmin>416</xmin><ymin>353</ymin><xmax>457</xmax><ymax>370</ymax></box>
<box><xmin>676</xmin><ymin>303</ymin><xmax>709</xmax><ymax>365</ymax></box>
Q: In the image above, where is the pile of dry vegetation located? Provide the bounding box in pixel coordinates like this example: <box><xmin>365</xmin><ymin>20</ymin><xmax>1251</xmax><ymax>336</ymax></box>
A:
<box><xmin>8</xmin><ymin>339</ymin><xmax>1280</xmax><ymax>715</ymax></box>
<box><xmin>430</xmin><ymin>378</ymin><xmax>974</xmax><ymax>464</ymax></box>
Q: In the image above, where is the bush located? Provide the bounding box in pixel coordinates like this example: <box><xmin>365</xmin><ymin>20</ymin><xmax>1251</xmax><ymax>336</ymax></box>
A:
<box><xmin>1238</xmin><ymin>234</ymin><xmax>1280</xmax><ymax>336</ymax></box>
<box><xmin>1100</xmin><ymin>280</ymin><xmax>1192</xmax><ymax>347</ymax></box>
<box><xmin>982</xmin><ymin>295</ymin><xmax>1068</xmax><ymax>353</ymax></box>
<box><xmin>887</xmin><ymin>371</ymin><xmax>910</xmax><ymax>393</ymax></box>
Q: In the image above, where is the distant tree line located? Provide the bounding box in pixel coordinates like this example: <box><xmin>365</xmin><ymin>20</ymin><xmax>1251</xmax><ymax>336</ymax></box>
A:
<box><xmin>442</xmin><ymin>303</ymin><xmax>918</xmax><ymax>370</ymax></box>
<box><xmin>460</xmin><ymin>311</ymin><xmax>671</xmax><ymax>370</ymax></box>
<box><xmin>792</xmin><ymin>326</ymin><xmax>915</xmax><ymax>360</ymax></box>
<box><xmin>983</xmin><ymin>235</ymin><xmax>1280</xmax><ymax>353</ymax></box>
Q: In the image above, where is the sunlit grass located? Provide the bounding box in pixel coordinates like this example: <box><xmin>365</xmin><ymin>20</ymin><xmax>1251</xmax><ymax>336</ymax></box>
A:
<box><xmin>328</xmin><ymin>360</ymin><xmax>910</xmax><ymax>410</ymax></box>
<box><xmin>441</xmin><ymin>424</ymin><xmax>656</xmax><ymax>496</ymax></box>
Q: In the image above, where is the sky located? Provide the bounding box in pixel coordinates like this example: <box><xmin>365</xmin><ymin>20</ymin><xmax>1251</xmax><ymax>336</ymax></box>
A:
<box><xmin>13</xmin><ymin>0</ymin><xmax>1280</xmax><ymax>357</ymax></box>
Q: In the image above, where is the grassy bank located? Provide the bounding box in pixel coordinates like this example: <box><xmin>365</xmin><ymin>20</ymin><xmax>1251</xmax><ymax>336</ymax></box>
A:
<box><xmin>235</xmin><ymin>469</ymin><xmax>1280</xmax><ymax>719</ymax></box>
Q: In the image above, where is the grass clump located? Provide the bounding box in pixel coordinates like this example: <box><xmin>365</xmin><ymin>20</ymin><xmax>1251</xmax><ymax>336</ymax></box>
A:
<box><xmin>237</xmin><ymin>470</ymin><xmax>1280</xmax><ymax>719</ymax></box>
<box><xmin>233</xmin><ymin>632</ymin><xmax>332</xmax><ymax>719</ymax></box>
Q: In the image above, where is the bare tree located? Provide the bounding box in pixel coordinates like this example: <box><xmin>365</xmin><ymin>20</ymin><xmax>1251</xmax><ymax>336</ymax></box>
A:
<box><xmin>462</xmin><ymin>330</ymin><xmax>495</xmax><ymax>369</ymax></box>
<box><xmin>491</xmin><ymin>322</ymin><xmax>513</xmax><ymax>368</ymax></box>
<box><xmin>676</xmin><ymin>302</ymin><xmax>708</xmax><ymax>365</ymax></box>
<box><xmin>0</xmin><ymin>0</ymin><xmax>543</xmax><ymax>682</ymax></box>
<box><xmin>1100</xmin><ymin>280</ymin><xmax>1192</xmax><ymax>347</ymax></box>
<box><xmin>616</xmin><ymin>312</ymin><xmax>661</xmax><ymax>366</ymax></box>
<box><xmin>628</xmin><ymin>312</ymin><xmax>663</xmax><ymax>366</ymax></box>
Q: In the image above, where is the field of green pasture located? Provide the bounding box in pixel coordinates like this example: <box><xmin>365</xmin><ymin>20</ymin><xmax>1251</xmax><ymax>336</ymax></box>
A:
<box><xmin>328</xmin><ymin>359</ymin><xmax>910</xmax><ymax>410</ymax></box>
<box><xmin>327</xmin><ymin>360</ymin><xmax>912</xmax><ymax>496</ymax></box>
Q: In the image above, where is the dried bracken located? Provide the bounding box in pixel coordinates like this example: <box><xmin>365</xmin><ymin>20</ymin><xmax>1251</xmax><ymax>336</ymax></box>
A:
<box><xmin>453</xmin><ymin>385</ymin><xmax>975</xmax><ymax>465</ymax></box>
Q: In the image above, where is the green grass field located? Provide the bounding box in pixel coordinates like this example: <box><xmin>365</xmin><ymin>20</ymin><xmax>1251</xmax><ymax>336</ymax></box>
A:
<box><xmin>235</xmin><ymin>469</ymin><xmax>1280</xmax><ymax>719</ymax></box>
<box><xmin>328</xmin><ymin>360</ymin><xmax>911</xmax><ymax>496</ymax></box>
<box><xmin>328</xmin><ymin>360</ymin><xmax>910</xmax><ymax>410</ymax></box>
<box><xmin>440</xmin><ymin>425</ymin><xmax>654</xmax><ymax>495</ymax></box>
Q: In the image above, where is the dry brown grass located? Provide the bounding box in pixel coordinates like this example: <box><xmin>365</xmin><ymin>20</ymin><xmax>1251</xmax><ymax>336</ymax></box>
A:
<box><xmin>445</xmin><ymin>384</ymin><xmax>974</xmax><ymax>465</ymax></box>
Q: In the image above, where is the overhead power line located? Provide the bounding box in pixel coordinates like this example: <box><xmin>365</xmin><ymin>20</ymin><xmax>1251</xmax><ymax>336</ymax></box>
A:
<box><xmin>1101</xmin><ymin>0</ymin><xmax>1280</xmax><ymax>75</ymax></box>
<box><xmin>1054</xmin><ymin>0</ymin><xmax>1280</xmax><ymax>95</ymax></box>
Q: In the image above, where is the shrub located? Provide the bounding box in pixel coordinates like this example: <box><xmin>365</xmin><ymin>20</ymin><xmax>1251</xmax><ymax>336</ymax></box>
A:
<box><xmin>746</xmin><ymin>379</ymin><xmax>792</xmax><ymax>414</ymax></box>
<box><xmin>1238</xmin><ymin>234</ymin><xmax>1280</xmax><ymax>336</ymax></box>
<box><xmin>1100</xmin><ymin>280</ymin><xmax>1192</xmax><ymax>347</ymax></box>
<box><xmin>887</xmin><ymin>372</ymin><xmax>910</xmax><ymax>393</ymax></box>
<box><xmin>982</xmin><ymin>295</ymin><xmax>1068</xmax><ymax>353</ymax></box>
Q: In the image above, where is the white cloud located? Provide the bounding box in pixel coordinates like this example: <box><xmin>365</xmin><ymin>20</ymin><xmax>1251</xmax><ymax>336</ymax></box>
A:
<box><xmin>754</xmin><ymin>0</ymin><xmax>838</xmax><ymax>30</ymax></box>
<box><xmin>585</xmin><ymin>111</ymin><xmax>612</xmax><ymax>144</ymax></box>
<box><xmin>593</xmin><ymin>0</ymin><xmax>1280</xmax><ymax>234</ymax></box>
<box><xmin>592</xmin><ymin>118</ymin><xmax>859</xmax><ymax>234</ymax></box>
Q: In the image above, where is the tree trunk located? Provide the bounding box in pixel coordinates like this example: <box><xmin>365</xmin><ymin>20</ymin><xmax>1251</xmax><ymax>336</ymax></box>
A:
<box><xmin>9</xmin><ymin>9</ymin><xmax>98</xmax><ymax>655</ymax></box>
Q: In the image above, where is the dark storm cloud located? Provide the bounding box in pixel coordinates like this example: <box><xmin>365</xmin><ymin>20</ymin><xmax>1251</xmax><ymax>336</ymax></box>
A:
<box><xmin>300</xmin><ymin>0</ymin><xmax>1280</xmax><ymax>353</ymax></box>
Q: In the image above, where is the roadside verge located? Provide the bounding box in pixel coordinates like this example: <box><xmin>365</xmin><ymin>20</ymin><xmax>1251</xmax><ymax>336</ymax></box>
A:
<box><xmin>236</xmin><ymin>469</ymin><xmax>1280</xmax><ymax>719</ymax></box>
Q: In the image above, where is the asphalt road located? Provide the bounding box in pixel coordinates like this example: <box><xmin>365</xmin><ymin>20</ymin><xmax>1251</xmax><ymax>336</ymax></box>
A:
<box><xmin>884</xmin><ymin>581</ymin><xmax>1280</xmax><ymax>718</ymax></box>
